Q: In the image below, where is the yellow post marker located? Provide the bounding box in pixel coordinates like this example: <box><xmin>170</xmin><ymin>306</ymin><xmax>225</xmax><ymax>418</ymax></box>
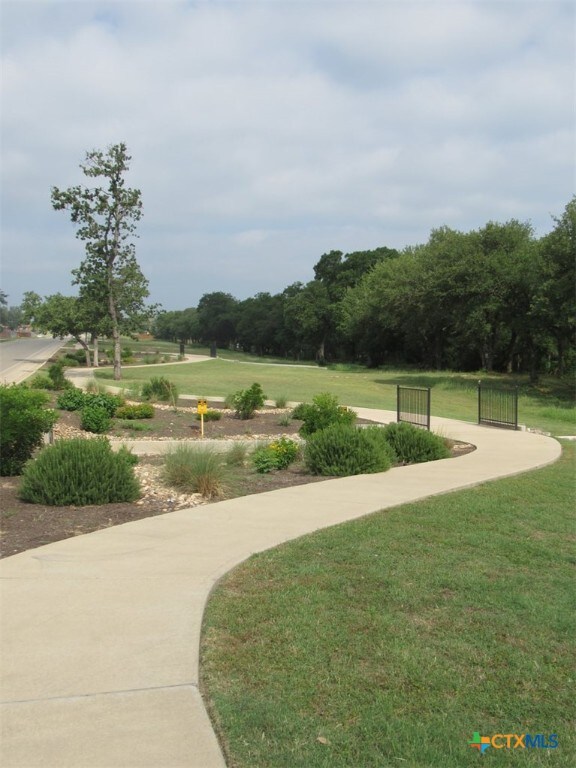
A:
<box><xmin>197</xmin><ymin>399</ymin><xmax>208</xmax><ymax>437</ymax></box>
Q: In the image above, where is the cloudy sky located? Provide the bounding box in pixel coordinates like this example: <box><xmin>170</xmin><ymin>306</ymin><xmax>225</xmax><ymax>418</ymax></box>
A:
<box><xmin>1</xmin><ymin>0</ymin><xmax>574</xmax><ymax>311</ymax></box>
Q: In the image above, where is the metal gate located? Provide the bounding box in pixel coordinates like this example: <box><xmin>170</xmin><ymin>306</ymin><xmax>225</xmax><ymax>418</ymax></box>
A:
<box><xmin>397</xmin><ymin>385</ymin><xmax>431</xmax><ymax>430</ymax></box>
<box><xmin>478</xmin><ymin>381</ymin><xmax>519</xmax><ymax>430</ymax></box>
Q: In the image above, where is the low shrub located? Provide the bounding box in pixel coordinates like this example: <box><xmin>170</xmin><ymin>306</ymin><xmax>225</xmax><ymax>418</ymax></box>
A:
<box><xmin>232</xmin><ymin>383</ymin><xmax>266</xmax><ymax>420</ymax></box>
<box><xmin>162</xmin><ymin>445</ymin><xmax>225</xmax><ymax>499</ymax></box>
<box><xmin>275</xmin><ymin>395</ymin><xmax>288</xmax><ymax>409</ymax></box>
<box><xmin>141</xmin><ymin>376</ymin><xmax>178</xmax><ymax>403</ymax></box>
<box><xmin>196</xmin><ymin>409</ymin><xmax>222</xmax><ymax>421</ymax></box>
<box><xmin>251</xmin><ymin>445</ymin><xmax>279</xmax><ymax>474</ymax></box>
<box><xmin>63</xmin><ymin>349</ymin><xmax>87</xmax><ymax>365</ymax></box>
<box><xmin>298</xmin><ymin>393</ymin><xmax>357</xmax><ymax>437</ymax></box>
<box><xmin>80</xmin><ymin>404</ymin><xmax>111</xmax><ymax>434</ymax></box>
<box><xmin>0</xmin><ymin>384</ymin><xmax>58</xmax><ymax>476</ymax></box>
<box><xmin>291</xmin><ymin>402</ymin><xmax>309</xmax><ymax>420</ymax></box>
<box><xmin>57</xmin><ymin>387</ymin><xmax>87</xmax><ymax>411</ymax></box>
<box><xmin>252</xmin><ymin>437</ymin><xmax>300</xmax><ymax>474</ymax></box>
<box><xmin>115</xmin><ymin>403</ymin><xmax>155</xmax><ymax>419</ymax></box>
<box><xmin>382</xmin><ymin>422</ymin><xmax>451</xmax><ymax>464</ymax></box>
<box><xmin>116</xmin><ymin>420</ymin><xmax>153</xmax><ymax>432</ymax></box>
<box><xmin>19</xmin><ymin>438</ymin><xmax>140</xmax><ymax>505</ymax></box>
<box><xmin>304</xmin><ymin>424</ymin><xmax>395</xmax><ymax>477</ymax></box>
<box><xmin>277</xmin><ymin>414</ymin><xmax>292</xmax><ymax>427</ymax></box>
<box><xmin>28</xmin><ymin>373</ymin><xmax>54</xmax><ymax>390</ymax></box>
<box><xmin>86</xmin><ymin>392</ymin><xmax>125</xmax><ymax>416</ymax></box>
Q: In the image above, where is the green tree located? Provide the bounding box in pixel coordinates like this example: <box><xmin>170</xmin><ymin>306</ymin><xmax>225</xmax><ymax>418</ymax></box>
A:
<box><xmin>530</xmin><ymin>198</ymin><xmax>576</xmax><ymax>377</ymax></box>
<box><xmin>283</xmin><ymin>280</ymin><xmax>332</xmax><ymax>362</ymax></box>
<box><xmin>51</xmin><ymin>142</ymin><xmax>151</xmax><ymax>380</ymax></box>
<box><xmin>197</xmin><ymin>292</ymin><xmax>238</xmax><ymax>348</ymax></box>
<box><xmin>21</xmin><ymin>292</ymin><xmax>101</xmax><ymax>366</ymax></box>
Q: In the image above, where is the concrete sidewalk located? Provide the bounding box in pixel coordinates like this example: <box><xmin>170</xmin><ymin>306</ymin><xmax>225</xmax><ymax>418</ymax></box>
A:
<box><xmin>0</xmin><ymin>414</ymin><xmax>561</xmax><ymax>768</ymax></box>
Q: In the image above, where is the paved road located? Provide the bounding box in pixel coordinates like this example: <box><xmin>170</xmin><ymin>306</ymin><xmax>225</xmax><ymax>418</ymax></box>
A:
<box><xmin>0</xmin><ymin>337</ymin><xmax>68</xmax><ymax>384</ymax></box>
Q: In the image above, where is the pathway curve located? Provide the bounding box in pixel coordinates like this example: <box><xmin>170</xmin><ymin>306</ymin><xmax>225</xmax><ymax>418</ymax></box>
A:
<box><xmin>0</xmin><ymin>412</ymin><xmax>561</xmax><ymax>768</ymax></box>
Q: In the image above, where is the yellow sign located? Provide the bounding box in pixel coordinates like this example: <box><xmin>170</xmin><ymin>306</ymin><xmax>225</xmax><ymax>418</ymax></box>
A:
<box><xmin>197</xmin><ymin>399</ymin><xmax>208</xmax><ymax>415</ymax></box>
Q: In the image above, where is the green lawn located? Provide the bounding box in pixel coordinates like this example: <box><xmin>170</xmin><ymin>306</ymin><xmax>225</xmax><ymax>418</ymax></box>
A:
<box><xmin>200</xmin><ymin>443</ymin><xmax>575</xmax><ymax>768</ymax></box>
<box><xmin>94</xmin><ymin>356</ymin><xmax>575</xmax><ymax>435</ymax></box>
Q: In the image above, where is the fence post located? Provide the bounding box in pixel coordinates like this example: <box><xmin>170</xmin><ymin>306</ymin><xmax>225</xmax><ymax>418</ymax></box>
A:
<box><xmin>478</xmin><ymin>380</ymin><xmax>481</xmax><ymax>425</ymax></box>
<box><xmin>396</xmin><ymin>384</ymin><xmax>400</xmax><ymax>424</ymax></box>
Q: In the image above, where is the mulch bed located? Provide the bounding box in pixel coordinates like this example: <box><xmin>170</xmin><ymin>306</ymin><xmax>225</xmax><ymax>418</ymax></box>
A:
<box><xmin>0</xmin><ymin>397</ymin><xmax>475</xmax><ymax>559</ymax></box>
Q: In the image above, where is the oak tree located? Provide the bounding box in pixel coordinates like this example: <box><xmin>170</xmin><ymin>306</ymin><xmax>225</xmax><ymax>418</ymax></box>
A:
<box><xmin>51</xmin><ymin>143</ymin><xmax>151</xmax><ymax>380</ymax></box>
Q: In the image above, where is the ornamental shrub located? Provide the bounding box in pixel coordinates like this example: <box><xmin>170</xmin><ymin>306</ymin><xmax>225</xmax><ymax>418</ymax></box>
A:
<box><xmin>162</xmin><ymin>445</ymin><xmax>225</xmax><ymax>499</ymax></box>
<box><xmin>80</xmin><ymin>404</ymin><xmax>111</xmax><ymax>434</ymax></box>
<box><xmin>0</xmin><ymin>384</ymin><xmax>58</xmax><ymax>476</ymax></box>
<box><xmin>195</xmin><ymin>409</ymin><xmax>222</xmax><ymax>421</ymax></box>
<box><xmin>291</xmin><ymin>402</ymin><xmax>309</xmax><ymax>420</ymax></box>
<box><xmin>48</xmin><ymin>360</ymin><xmax>71</xmax><ymax>390</ymax></box>
<box><xmin>57</xmin><ymin>387</ymin><xmax>87</xmax><ymax>411</ymax></box>
<box><xmin>85</xmin><ymin>392</ymin><xmax>125</xmax><ymax>416</ymax></box>
<box><xmin>141</xmin><ymin>377</ymin><xmax>178</xmax><ymax>403</ymax></box>
<box><xmin>19</xmin><ymin>438</ymin><xmax>140</xmax><ymax>505</ymax></box>
<box><xmin>382</xmin><ymin>422</ymin><xmax>451</xmax><ymax>464</ymax></box>
<box><xmin>304</xmin><ymin>424</ymin><xmax>395</xmax><ymax>477</ymax></box>
<box><xmin>252</xmin><ymin>437</ymin><xmax>300</xmax><ymax>473</ymax></box>
<box><xmin>115</xmin><ymin>403</ymin><xmax>155</xmax><ymax>419</ymax></box>
<box><xmin>298</xmin><ymin>393</ymin><xmax>357</xmax><ymax>437</ymax></box>
<box><xmin>232</xmin><ymin>382</ymin><xmax>266</xmax><ymax>419</ymax></box>
<box><xmin>28</xmin><ymin>373</ymin><xmax>55</xmax><ymax>390</ymax></box>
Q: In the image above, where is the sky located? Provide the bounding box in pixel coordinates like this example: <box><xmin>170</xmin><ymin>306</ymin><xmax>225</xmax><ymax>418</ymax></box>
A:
<box><xmin>1</xmin><ymin>0</ymin><xmax>574</xmax><ymax>311</ymax></box>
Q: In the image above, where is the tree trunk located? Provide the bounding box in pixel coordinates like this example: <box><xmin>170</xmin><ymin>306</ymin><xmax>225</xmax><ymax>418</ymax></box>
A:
<box><xmin>74</xmin><ymin>335</ymin><xmax>92</xmax><ymax>367</ymax></box>
<box><xmin>92</xmin><ymin>335</ymin><xmax>99</xmax><ymax>368</ymax></box>
<box><xmin>109</xmin><ymin>290</ymin><xmax>121</xmax><ymax>381</ymax></box>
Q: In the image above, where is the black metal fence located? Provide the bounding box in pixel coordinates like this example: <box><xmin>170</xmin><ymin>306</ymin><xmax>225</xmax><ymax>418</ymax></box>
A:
<box><xmin>397</xmin><ymin>385</ymin><xmax>431</xmax><ymax>430</ymax></box>
<box><xmin>478</xmin><ymin>381</ymin><xmax>519</xmax><ymax>430</ymax></box>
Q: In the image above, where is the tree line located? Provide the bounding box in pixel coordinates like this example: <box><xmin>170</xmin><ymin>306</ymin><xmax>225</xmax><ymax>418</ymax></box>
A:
<box><xmin>5</xmin><ymin>140</ymin><xmax>572</xmax><ymax>381</ymax></box>
<box><xmin>154</xmin><ymin>199</ymin><xmax>575</xmax><ymax>380</ymax></box>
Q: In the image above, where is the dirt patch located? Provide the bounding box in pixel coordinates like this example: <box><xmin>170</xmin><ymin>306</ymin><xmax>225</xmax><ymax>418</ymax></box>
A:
<box><xmin>0</xmin><ymin>399</ymin><xmax>475</xmax><ymax>559</ymax></box>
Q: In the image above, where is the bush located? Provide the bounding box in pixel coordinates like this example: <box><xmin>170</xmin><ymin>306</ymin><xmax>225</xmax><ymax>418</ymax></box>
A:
<box><xmin>252</xmin><ymin>437</ymin><xmax>300</xmax><ymax>474</ymax></box>
<box><xmin>63</xmin><ymin>349</ymin><xmax>87</xmax><ymax>365</ymax></box>
<box><xmin>163</xmin><ymin>445</ymin><xmax>225</xmax><ymax>498</ymax></box>
<box><xmin>291</xmin><ymin>402</ymin><xmax>309</xmax><ymax>420</ymax></box>
<box><xmin>19</xmin><ymin>439</ymin><xmax>140</xmax><ymax>505</ymax></box>
<box><xmin>47</xmin><ymin>361</ymin><xmax>71</xmax><ymax>390</ymax></box>
<box><xmin>116</xmin><ymin>420</ymin><xmax>153</xmax><ymax>432</ymax></box>
<box><xmin>304</xmin><ymin>424</ymin><xmax>395</xmax><ymax>477</ymax></box>
<box><xmin>275</xmin><ymin>395</ymin><xmax>288</xmax><ymax>408</ymax></box>
<box><xmin>28</xmin><ymin>373</ymin><xmax>54</xmax><ymax>390</ymax></box>
<box><xmin>195</xmin><ymin>409</ymin><xmax>222</xmax><ymax>421</ymax></box>
<box><xmin>232</xmin><ymin>382</ymin><xmax>266</xmax><ymax>419</ymax></box>
<box><xmin>57</xmin><ymin>387</ymin><xmax>87</xmax><ymax>411</ymax></box>
<box><xmin>115</xmin><ymin>403</ymin><xmax>155</xmax><ymax>419</ymax></box>
<box><xmin>141</xmin><ymin>376</ymin><xmax>178</xmax><ymax>403</ymax></box>
<box><xmin>298</xmin><ymin>393</ymin><xmax>357</xmax><ymax>437</ymax></box>
<box><xmin>382</xmin><ymin>422</ymin><xmax>451</xmax><ymax>464</ymax></box>
<box><xmin>86</xmin><ymin>392</ymin><xmax>125</xmax><ymax>416</ymax></box>
<box><xmin>0</xmin><ymin>384</ymin><xmax>58</xmax><ymax>476</ymax></box>
<box><xmin>80</xmin><ymin>404</ymin><xmax>111</xmax><ymax>433</ymax></box>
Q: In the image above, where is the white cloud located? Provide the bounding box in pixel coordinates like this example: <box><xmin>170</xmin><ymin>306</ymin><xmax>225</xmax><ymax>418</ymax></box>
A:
<box><xmin>1</xmin><ymin>0</ymin><xmax>574</xmax><ymax>309</ymax></box>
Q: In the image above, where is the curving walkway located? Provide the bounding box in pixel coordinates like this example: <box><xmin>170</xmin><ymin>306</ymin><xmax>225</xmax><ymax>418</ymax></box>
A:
<box><xmin>0</xmin><ymin>412</ymin><xmax>561</xmax><ymax>768</ymax></box>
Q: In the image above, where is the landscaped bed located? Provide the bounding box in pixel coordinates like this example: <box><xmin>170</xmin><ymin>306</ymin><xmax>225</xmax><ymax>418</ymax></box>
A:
<box><xmin>0</xmin><ymin>397</ymin><xmax>474</xmax><ymax>558</ymax></box>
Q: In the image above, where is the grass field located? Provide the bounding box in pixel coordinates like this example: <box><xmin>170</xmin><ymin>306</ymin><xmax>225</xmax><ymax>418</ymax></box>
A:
<box><xmin>200</xmin><ymin>443</ymin><xmax>575</xmax><ymax>768</ymax></box>
<box><xmin>94</xmin><ymin>350</ymin><xmax>575</xmax><ymax>435</ymax></box>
